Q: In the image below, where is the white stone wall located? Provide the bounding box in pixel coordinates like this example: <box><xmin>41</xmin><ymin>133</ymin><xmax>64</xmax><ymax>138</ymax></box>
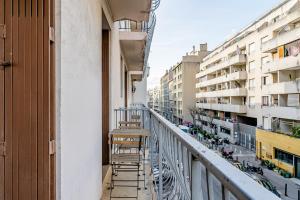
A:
<box><xmin>132</xmin><ymin>76</ymin><xmax>148</xmax><ymax>105</ymax></box>
<box><xmin>110</xmin><ymin>22</ymin><xmax>126</xmax><ymax>129</ymax></box>
<box><xmin>58</xmin><ymin>0</ymin><xmax>103</xmax><ymax>199</ymax></box>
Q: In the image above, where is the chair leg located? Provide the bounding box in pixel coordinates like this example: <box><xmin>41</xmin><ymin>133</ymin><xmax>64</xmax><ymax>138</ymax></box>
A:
<box><xmin>143</xmin><ymin>150</ymin><xmax>147</xmax><ymax>189</ymax></box>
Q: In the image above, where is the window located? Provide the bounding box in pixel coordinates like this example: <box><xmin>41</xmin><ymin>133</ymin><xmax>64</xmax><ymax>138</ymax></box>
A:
<box><xmin>249</xmin><ymin>79</ymin><xmax>255</xmax><ymax>90</ymax></box>
<box><xmin>249</xmin><ymin>96</ymin><xmax>255</xmax><ymax>108</ymax></box>
<box><xmin>261</xmin><ymin>36</ymin><xmax>269</xmax><ymax>45</ymax></box>
<box><xmin>262</xmin><ymin>76</ymin><xmax>267</xmax><ymax>86</ymax></box>
<box><xmin>284</xmin><ymin>39</ymin><xmax>300</xmax><ymax>57</ymax></box>
<box><xmin>275</xmin><ymin>148</ymin><xmax>294</xmax><ymax>165</ymax></box>
<box><xmin>261</xmin><ymin>56</ymin><xmax>269</xmax><ymax>68</ymax></box>
<box><xmin>249</xmin><ymin>42</ymin><xmax>255</xmax><ymax>54</ymax></box>
<box><xmin>249</xmin><ymin>61</ymin><xmax>255</xmax><ymax>73</ymax></box>
<box><xmin>262</xmin><ymin>96</ymin><xmax>269</xmax><ymax>106</ymax></box>
<box><xmin>220</xmin><ymin>127</ymin><xmax>231</xmax><ymax>135</ymax></box>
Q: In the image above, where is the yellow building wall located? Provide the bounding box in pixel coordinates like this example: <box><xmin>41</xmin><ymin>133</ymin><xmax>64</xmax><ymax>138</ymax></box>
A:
<box><xmin>256</xmin><ymin>129</ymin><xmax>300</xmax><ymax>175</ymax></box>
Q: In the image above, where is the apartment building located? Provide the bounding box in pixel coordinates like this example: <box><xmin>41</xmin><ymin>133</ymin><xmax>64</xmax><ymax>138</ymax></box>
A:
<box><xmin>159</xmin><ymin>69</ymin><xmax>173</xmax><ymax>120</ymax></box>
<box><xmin>147</xmin><ymin>86</ymin><xmax>161</xmax><ymax>112</ymax></box>
<box><xmin>0</xmin><ymin>0</ymin><xmax>159</xmax><ymax>199</ymax></box>
<box><xmin>171</xmin><ymin>44</ymin><xmax>209</xmax><ymax>124</ymax></box>
<box><xmin>196</xmin><ymin>0</ymin><xmax>300</xmax><ymax>177</ymax></box>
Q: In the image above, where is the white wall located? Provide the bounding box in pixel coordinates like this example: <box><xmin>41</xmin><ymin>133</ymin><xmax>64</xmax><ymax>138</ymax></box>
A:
<box><xmin>110</xmin><ymin>22</ymin><xmax>125</xmax><ymax>130</ymax></box>
<box><xmin>133</xmin><ymin>77</ymin><xmax>148</xmax><ymax>105</ymax></box>
<box><xmin>128</xmin><ymin>72</ymin><xmax>148</xmax><ymax>106</ymax></box>
<box><xmin>58</xmin><ymin>0</ymin><xmax>103</xmax><ymax>199</ymax></box>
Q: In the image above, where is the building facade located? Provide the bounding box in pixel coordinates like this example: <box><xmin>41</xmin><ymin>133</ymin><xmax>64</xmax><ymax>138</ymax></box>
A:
<box><xmin>195</xmin><ymin>0</ymin><xmax>300</xmax><ymax>176</ymax></box>
<box><xmin>159</xmin><ymin>69</ymin><xmax>173</xmax><ymax>121</ymax></box>
<box><xmin>171</xmin><ymin>44</ymin><xmax>210</xmax><ymax>124</ymax></box>
<box><xmin>147</xmin><ymin>86</ymin><xmax>161</xmax><ymax>112</ymax></box>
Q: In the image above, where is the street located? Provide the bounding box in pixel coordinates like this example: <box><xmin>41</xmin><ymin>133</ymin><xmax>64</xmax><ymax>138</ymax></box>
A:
<box><xmin>194</xmin><ymin>134</ymin><xmax>300</xmax><ymax>200</ymax></box>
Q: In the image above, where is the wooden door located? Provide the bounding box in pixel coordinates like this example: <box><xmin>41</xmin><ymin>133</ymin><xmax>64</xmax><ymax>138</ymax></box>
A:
<box><xmin>0</xmin><ymin>0</ymin><xmax>5</xmax><ymax>199</ymax></box>
<box><xmin>102</xmin><ymin>29</ymin><xmax>110</xmax><ymax>165</ymax></box>
<box><xmin>0</xmin><ymin>0</ymin><xmax>56</xmax><ymax>199</ymax></box>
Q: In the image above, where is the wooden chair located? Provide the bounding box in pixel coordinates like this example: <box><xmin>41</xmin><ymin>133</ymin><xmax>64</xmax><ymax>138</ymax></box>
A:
<box><xmin>109</xmin><ymin>133</ymin><xmax>143</xmax><ymax>199</ymax></box>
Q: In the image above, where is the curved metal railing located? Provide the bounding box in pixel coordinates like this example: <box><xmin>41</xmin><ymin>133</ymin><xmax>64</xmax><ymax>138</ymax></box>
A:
<box><xmin>151</xmin><ymin>0</ymin><xmax>161</xmax><ymax>11</ymax></box>
<box><xmin>149</xmin><ymin>109</ymin><xmax>281</xmax><ymax>200</ymax></box>
<box><xmin>143</xmin><ymin>12</ymin><xmax>156</xmax><ymax>75</ymax></box>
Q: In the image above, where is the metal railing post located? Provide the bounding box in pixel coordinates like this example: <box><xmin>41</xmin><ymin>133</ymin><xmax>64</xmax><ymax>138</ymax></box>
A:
<box><xmin>191</xmin><ymin>158</ymin><xmax>204</xmax><ymax>200</ymax></box>
<box><xmin>158</xmin><ymin>121</ymin><xmax>163</xmax><ymax>200</ymax></box>
<box><xmin>149</xmin><ymin>113</ymin><xmax>153</xmax><ymax>170</ymax></box>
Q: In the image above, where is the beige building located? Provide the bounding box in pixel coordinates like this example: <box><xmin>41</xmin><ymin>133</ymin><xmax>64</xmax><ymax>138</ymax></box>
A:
<box><xmin>196</xmin><ymin>0</ymin><xmax>300</xmax><ymax>165</ymax></box>
<box><xmin>171</xmin><ymin>44</ymin><xmax>210</xmax><ymax>124</ymax></box>
<box><xmin>148</xmin><ymin>86</ymin><xmax>161</xmax><ymax>112</ymax></box>
<box><xmin>159</xmin><ymin>69</ymin><xmax>173</xmax><ymax>120</ymax></box>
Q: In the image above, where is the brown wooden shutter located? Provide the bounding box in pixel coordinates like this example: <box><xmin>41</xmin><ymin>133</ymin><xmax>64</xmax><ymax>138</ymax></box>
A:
<box><xmin>1</xmin><ymin>0</ymin><xmax>56</xmax><ymax>199</ymax></box>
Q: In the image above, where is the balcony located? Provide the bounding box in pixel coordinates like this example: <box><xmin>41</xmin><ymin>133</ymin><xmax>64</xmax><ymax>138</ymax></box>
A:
<box><xmin>262</xmin><ymin>80</ymin><xmax>300</xmax><ymax>94</ymax></box>
<box><xmin>262</xmin><ymin>106</ymin><xmax>300</xmax><ymax>120</ymax></box>
<box><xmin>119</xmin><ymin>14</ymin><xmax>156</xmax><ymax>71</ymax></box>
<box><xmin>261</xmin><ymin>27</ymin><xmax>300</xmax><ymax>53</ymax></box>
<box><xmin>130</xmin><ymin>71</ymin><xmax>143</xmax><ymax>81</ymax></box>
<box><xmin>197</xmin><ymin>71</ymin><xmax>247</xmax><ymax>88</ymax></box>
<box><xmin>105</xmin><ymin>107</ymin><xmax>280</xmax><ymax>199</ymax></box>
<box><xmin>197</xmin><ymin>54</ymin><xmax>247</xmax><ymax>78</ymax></box>
<box><xmin>198</xmin><ymin>114</ymin><xmax>235</xmax><ymax>130</ymax></box>
<box><xmin>196</xmin><ymin>102</ymin><xmax>247</xmax><ymax>113</ymax></box>
<box><xmin>196</xmin><ymin>88</ymin><xmax>247</xmax><ymax>98</ymax></box>
<box><xmin>108</xmin><ymin>0</ymin><xmax>160</xmax><ymax>21</ymax></box>
<box><xmin>262</xmin><ymin>54</ymin><xmax>300</xmax><ymax>74</ymax></box>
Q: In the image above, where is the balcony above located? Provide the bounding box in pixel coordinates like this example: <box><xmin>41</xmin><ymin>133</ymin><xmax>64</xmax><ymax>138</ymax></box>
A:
<box><xmin>130</xmin><ymin>71</ymin><xmax>143</xmax><ymax>81</ymax></box>
<box><xmin>196</xmin><ymin>102</ymin><xmax>247</xmax><ymax>113</ymax></box>
<box><xmin>108</xmin><ymin>0</ymin><xmax>152</xmax><ymax>21</ymax></box>
<box><xmin>262</xmin><ymin>80</ymin><xmax>300</xmax><ymax>94</ymax></box>
<box><xmin>261</xmin><ymin>27</ymin><xmax>300</xmax><ymax>53</ymax></box>
<box><xmin>262</xmin><ymin>106</ymin><xmax>300</xmax><ymax>120</ymax></box>
<box><xmin>196</xmin><ymin>88</ymin><xmax>247</xmax><ymax>98</ymax></box>
<box><xmin>197</xmin><ymin>71</ymin><xmax>247</xmax><ymax>88</ymax></box>
<box><xmin>262</xmin><ymin>54</ymin><xmax>300</xmax><ymax>74</ymax></box>
<box><xmin>120</xmin><ymin>31</ymin><xmax>147</xmax><ymax>71</ymax></box>
<box><xmin>119</xmin><ymin>15</ymin><xmax>156</xmax><ymax>72</ymax></box>
<box><xmin>197</xmin><ymin>54</ymin><xmax>247</xmax><ymax>78</ymax></box>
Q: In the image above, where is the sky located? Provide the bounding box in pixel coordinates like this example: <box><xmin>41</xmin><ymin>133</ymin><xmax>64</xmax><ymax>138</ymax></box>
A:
<box><xmin>147</xmin><ymin>0</ymin><xmax>282</xmax><ymax>89</ymax></box>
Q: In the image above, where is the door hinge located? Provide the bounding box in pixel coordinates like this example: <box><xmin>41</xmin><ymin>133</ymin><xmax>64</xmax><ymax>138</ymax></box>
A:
<box><xmin>0</xmin><ymin>24</ymin><xmax>6</xmax><ymax>39</ymax></box>
<box><xmin>49</xmin><ymin>26</ymin><xmax>55</xmax><ymax>42</ymax></box>
<box><xmin>0</xmin><ymin>60</ymin><xmax>12</xmax><ymax>68</ymax></box>
<box><xmin>0</xmin><ymin>142</ymin><xmax>6</xmax><ymax>157</ymax></box>
<box><xmin>49</xmin><ymin>140</ymin><xmax>56</xmax><ymax>155</ymax></box>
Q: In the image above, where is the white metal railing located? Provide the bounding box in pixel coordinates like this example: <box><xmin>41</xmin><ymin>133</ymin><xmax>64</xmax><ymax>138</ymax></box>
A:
<box><xmin>148</xmin><ymin>109</ymin><xmax>280</xmax><ymax>200</ymax></box>
<box><xmin>113</xmin><ymin>107</ymin><xmax>281</xmax><ymax>200</ymax></box>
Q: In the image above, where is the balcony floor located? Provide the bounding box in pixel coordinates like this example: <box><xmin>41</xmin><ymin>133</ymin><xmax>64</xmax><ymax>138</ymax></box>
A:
<box><xmin>101</xmin><ymin>160</ymin><xmax>154</xmax><ymax>200</ymax></box>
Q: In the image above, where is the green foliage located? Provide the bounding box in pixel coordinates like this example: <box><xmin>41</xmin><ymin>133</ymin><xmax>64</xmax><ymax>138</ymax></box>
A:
<box><xmin>291</xmin><ymin>126</ymin><xmax>300</xmax><ymax>138</ymax></box>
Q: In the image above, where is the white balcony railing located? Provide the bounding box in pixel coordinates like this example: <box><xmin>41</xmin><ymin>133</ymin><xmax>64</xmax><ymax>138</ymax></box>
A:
<box><xmin>196</xmin><ymin>88</ymin><xmax>247</xmax><ymax>98</ymax></box>
<box><xmin>197</xmin><ymin>54</ymin><xmax>247</xmax><ymax>78</ymax></box>
<box><xmin>262</xmin><ymin>54</ymin><xmax>300</xmax><ymax>74</ymax></box>
<box><xmin>197</xmin><ymin>71</ymin><xmax>247</xmax><ymax>88</ymax></box>
<box><xmin>262</xmin><ymin>79</ymin><xmax>300</xmax><ymax>94</ymax></box>
<box><xmin>262</xmin><ymin>105</ymin><xmax>300</xmax><ymax>120</ymax></box>
<box><xmin>196</xmin><ymin>102</ymin><xmax>247</xmax><ymax>113</ymax></box>
<box><xmin>148</xmin><ymin>109</ymin><xmax>280</xmax><ymax>200</ymax></box>
<box><xmin>262</xmin><ymin>27</ymin><xmax>300</xmax><ymax>53</ymax></box>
